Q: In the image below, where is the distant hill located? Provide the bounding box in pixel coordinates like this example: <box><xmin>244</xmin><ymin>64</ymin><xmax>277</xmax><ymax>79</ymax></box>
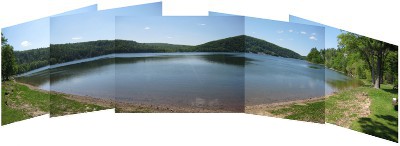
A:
<box><xmin>244</xmin><ymin>35</ymin><xmax>303</xmax><ymax>59</ymax></box>
<box><xmin>194</xmin><ymin>35</ymin><xmax>245</xmax><ymax>52</ymax></box>
<box><xmin>115</xmin><ymin>40</ymin><xmax>191</xmax><ymax>53</ymax></box>
<box><xmin>14</xmin><ymin>35</ymin><xmax>302</xmax><ymax>74</ymax></box>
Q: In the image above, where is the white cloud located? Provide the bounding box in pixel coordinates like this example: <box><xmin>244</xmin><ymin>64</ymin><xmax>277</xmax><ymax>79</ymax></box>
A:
<box><xmin>311</xmin><ymin>32</ymin><xmax>316</xmax><ymax>35</ymax></box>
<box><xmin>278</xmin><ymin>38</ymin><xmax>284</xmax><ymax>41</ymax></box>
<box><xmin>72</xmin><ymin>37</ymin><xmax>82</xmax><ymax>40</ymax></box>
<box><xmin>277</xmin><ymin>30</ymin><xmax>284</xmax><ymax>34</ymax></box>
<box><xmin>20</xmin><ymin>41</ymin><xmax>31</xmax><ymax>47</ymax></box>
<box><xmin>288</xmin><ymin>29</ymin><xmax>293</xmax><ymax>32</ymax></box>
<box><xmin>309</xmin><ymin>36</ymin><xmax>317</xmax><ymax>40</ymax></box>
<box><xmin>300</xmin><ymin>31</ymin><xmax>307</xmax><ymax>34</ymax></box>
<box><xmin>144</xmin><ymin>27</ymin><xmax>151</xmax><ymax>30</ymax></box>
<box><xmin>198</xmin><ymin>23</ymin><xmax>206</xmax><ymax>26</ymax></box>
<box><xmin>166</xmin><ymin>36</ymin><xmax>173</xmax><ymax>39</ymax></box>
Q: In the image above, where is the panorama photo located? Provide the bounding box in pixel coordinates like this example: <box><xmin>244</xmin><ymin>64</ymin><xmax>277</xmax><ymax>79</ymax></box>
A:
<box><xmin>291</xmin><ymin>15</ymin><xmax>398</xmax><ymax>142</ymax></box>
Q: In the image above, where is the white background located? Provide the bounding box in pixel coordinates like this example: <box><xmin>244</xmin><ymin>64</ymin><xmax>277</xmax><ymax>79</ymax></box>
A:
<box><xmin>0</xmin><ymin>0</ymin><xmax>399</xmax><ymax>146</ymax></box>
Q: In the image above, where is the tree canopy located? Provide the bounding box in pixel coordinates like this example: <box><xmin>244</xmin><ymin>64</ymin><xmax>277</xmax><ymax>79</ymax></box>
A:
<box><xmin>306</xmin><ymin>47</ymin><xmax>324</xmax><ymax>64</ymax></box>
<box><xmin>306</xmin><ymin>32</ymin><xmax>398</xmax><ymax>89</ymax></box>
<box><xmin>338</xmin><ymin>32</ymin><xmax>397</xmax><ymax>88</ymax></box>
<box><xmin>1</xmin><ymin>33</ymin><xmax>17</xmax><ymax>81</ymax></box>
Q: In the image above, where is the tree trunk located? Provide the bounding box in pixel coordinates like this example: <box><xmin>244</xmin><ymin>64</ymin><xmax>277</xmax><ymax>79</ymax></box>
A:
<box><xmin>380</xmin><ymin>57</ymin><xmax>384</xmax><ymax>84</ymax></box>
<box><xmin>374</xmin><ymin>50</ymin><xmax>383</xmax><ymax>89</ymax></box>
<box><xmin>371</xmin><ymin>69</ymin><xmax>376</xmax><ymax>86</ymax></box>
<box><xmin>374</xmin><ymin>77</ymin><xmax>380</xmax><ymax>89</ymax></box>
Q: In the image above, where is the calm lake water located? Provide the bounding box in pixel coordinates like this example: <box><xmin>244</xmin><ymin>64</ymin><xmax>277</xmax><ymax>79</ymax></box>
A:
<box><xmin>17</xmin><ymin>53</ymin><xmax>245</xmax><ymax>112</ymax></box>
<box><xmin>115</xmin><ymin>53</ymin><xmax>245</xmax><ymax>112</ymax></box>
<box><xmin>18</xmin><ymin>54</ymin><xmax>116</xmax><ymax>99</ymax></box>
<box><xmin>245</xmin><ymin>53</ymin><xmax>362</xmax><ymax>105</ymax></box>
<box><xmin>16</xmin><ymin>53</ymin><xmax>361</xmax><ymax>109</ymax></box>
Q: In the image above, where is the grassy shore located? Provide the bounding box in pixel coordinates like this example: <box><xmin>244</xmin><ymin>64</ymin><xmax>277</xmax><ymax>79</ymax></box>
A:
<box><xmin>2</xmin><ymin>81</ymin><xmax>49</xmax><ymax>125</ymax></box>
<box><xmin>245</xmin><ymin>97</ymin><xmax>325</xmax><ymax>123</ymax></box>
<box><xmin>269</xmin><ymin>100</ymin><xmax>325</xmax><ymax>123</ymax></box>
<box><xmin>1</xmin><ymin>81</ymin><xmax>109</xmax><ymax>125</ymax></box>
<box><xmin>326</xmin><ymin>82</ymin><xmax>398</xmax><ymax>142</ymax></box>
<box><xmin>2</xmin><ymin>80</ymin><xmax>233</xmax><ymax>124</ymax></box>
<box><xmin>50</xmin><ymin>92</ymin><xmax>108</xmax><ymax>117</ymax></box>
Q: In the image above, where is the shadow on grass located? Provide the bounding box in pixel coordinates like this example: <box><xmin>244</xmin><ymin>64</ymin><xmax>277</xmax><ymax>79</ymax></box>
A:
<box><xmin>382</xmin><ymin>88</ymin><xmax>398</xmax><ymax>95</ymax></box>
<box><xmin>357</xmin><ymin>115</ymin><xmax>398</xmax><ymax>142</ymax></box>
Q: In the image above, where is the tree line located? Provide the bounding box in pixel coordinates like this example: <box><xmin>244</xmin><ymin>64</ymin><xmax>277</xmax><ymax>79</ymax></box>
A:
<box><xmin>2</xmin><ymin>35</ymin><xmax>248</xmax><ymax>77</ymax></box>
<box><xmin>3</xmin><ymin>34</ymin><xmax>312</xmax><ymax>80</ymax></box>
<box><xmin>245</xmin><ymin>35</ymin><xmax>304</xmax><ymax>59</ymax></box>
<box><xmin>306</xmin><ymin>32</ymin><xmax>398</xmax><ymax>89</ymax></box>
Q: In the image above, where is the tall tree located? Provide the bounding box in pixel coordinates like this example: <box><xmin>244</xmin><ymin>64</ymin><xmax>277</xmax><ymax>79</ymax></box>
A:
<box><xmin>306</xmin><ymin>47</ymin><xmax>324</xmax><ymax>64</ymax></box>
<box><xmin>338</xmin><ymin>32</ymin><xmax>396</xmax><ymax>89</ymax></box>
<box><xmin>1</xmin><ymin>33</ymin><xmax>7</xmax><ymax>46</ymax></box>
<box><xmin>1</xmin><ymin>33</ymin><xmax>17</xmax><ymax>81</ymax></box>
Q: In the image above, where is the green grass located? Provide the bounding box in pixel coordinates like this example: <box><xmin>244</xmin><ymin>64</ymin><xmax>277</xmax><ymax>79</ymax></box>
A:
<box><xmin>2</xmin><ymin>81</ymin><xmax>108</xmax><ymax>124</ymax></box>
<box><xmin>50</xmin><ymin>93</ymin><xmax>107</xmax><ymax>117</ymax></box>
<box><xmin>2</xmin><ymin>88</ymin><xmax>31</xmax><ymax>125</ymax></box>
<box><xmin>269</xmin><ymin>100</ymin><xmax>325</xmax><ymax>123</ymax></box>
<box><xmin>350</xmin><ymin>84</ymin><xmax>398</xmax><ymax>142</ymax></box>
<box><xmin>2</xmin><ymin>81</ymin><xmax>49</xmax><ymax>125</ymax></box>
<box><xmin>326</xmin><ymin>82</ymin><xmax>398</xmax><ymax>142</ymax></box>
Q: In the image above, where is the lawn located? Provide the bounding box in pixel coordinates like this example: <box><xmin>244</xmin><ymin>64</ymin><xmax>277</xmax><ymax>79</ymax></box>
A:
<box><xmin>2</xmin><ymin>81</ymin><xmax>108</xmax><ymax>125</ymax></box>
<box><xmin>269</xmin><ymin>100</ymin><xmax>325</xmax><ymax>123</ymax></box>
<box><xmin>2</xmin><ymin>81</ymin><xmax>49</xmax><ymax>125</ymax></box>
<box><xmin>50</xmin><ymin>92</ymin><xmax>108</xmax><ymax>117</ymax></box>
<box><xmin>326</xmin><ymin>82</ymin><xmax>398</xmax><ymax>142</ymax></box>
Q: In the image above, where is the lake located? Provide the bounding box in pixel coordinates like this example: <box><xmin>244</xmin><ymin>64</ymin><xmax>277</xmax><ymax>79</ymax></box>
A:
<box><xmin>244</xmin><ymin>53</ymin><xmax>362</xmax><ymax>105</ymax></box>
<box><xmin>16</xmin><ymin>52</ymin><xmax>361</xmax><ymax>110</ymax></box>
<box><xmin>17</xmin><ymin>53</ymin><xmax>245</xmax><ymax>112</ymax></box>
<box><xmin>115</xmin><ymin>53</ymin><xmax>245</xmax><ymax>112</ymax></box>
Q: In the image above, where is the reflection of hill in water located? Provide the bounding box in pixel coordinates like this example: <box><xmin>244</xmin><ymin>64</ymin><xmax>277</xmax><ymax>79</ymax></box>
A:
<box><xmin>49</xmin><ymin>58</ymin><xmax>115</xmax><ymax>85</ymax></box>
<box><xmin>16</xmin><ymin>70</ymin><xmax>49</xmax><ymax>87</ymax></box>
<box><xmin>116</xmin><ymin>53</ymin><xmax>249</xmax><ymax>67</ymax></box>
<box><xmin>17</xmin><ymin>53</ymin><xmax>248</xmax><ymax>88</ymax></box>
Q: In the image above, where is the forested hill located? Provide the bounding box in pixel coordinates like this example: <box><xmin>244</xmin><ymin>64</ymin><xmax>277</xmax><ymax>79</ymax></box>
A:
<box><xmin>194</xmin><ymin>35</ymin><xmax>245</xmax><ymax>52</ymax></box>
<box><xmin>115</xmin><ymin>40</ymin><xmax>191</xmax><ymax>53</ymax></box>
<box><xmin>50</xmin><ymin>40</ymin><xmax>115</xmax><ymax>65</ymax></box>
<box><xmin>14</xmin><ymin>35</ymin><xmax>302</xmax><ymax>74</ymax></box>
<box><xmin>14</xmin><ymin>47</ymin><xmax>49</xmax><ymax>74</ymax></box>
<box><xmin>245</xmin><ymin>35</ymin><xmax>303</xmax><ymax>59</ymax></box>
<box><xmin>115</xmin><ymin>35</ymin><xmax>245</xmax><ymax>53</ymax></box>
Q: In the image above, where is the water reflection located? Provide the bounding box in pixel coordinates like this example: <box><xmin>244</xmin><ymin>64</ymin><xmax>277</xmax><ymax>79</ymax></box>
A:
<box><xmin>325</xmin><ymin>68</ymin><xmax>363</xmax><ymax>94</ymax></box>
<box><xmin>245</xmin><ymin>53</ymin><xmax>326</xmax><ymax>105</ymax></box>
<box><xmin>115</xmin><ymin>53</ymin><xmax>245</xmax><ymax>112</ymax></box>
<box><xmin>16</xmin><ymin>52</ymin><xmax>361</xmax><ymax>110</ymax></box>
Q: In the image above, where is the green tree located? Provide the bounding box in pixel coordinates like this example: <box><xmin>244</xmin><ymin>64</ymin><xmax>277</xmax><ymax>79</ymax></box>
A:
<box><xmin>1</xmin><ymin>33</ymin><xmax>17</xmax><ymax>81</ymax></box>
<box><xmin>306</xmin><ymin>47</ymin><xmax>324</xmax><ymax>64</ymax></box>
<box><xmin>338</xmin><ymin>32</ymin><xmax>396</xmax><ymax>89</ymax></box>
<box><xmin>1</xmin><ymin>33</ymin><xmax>7</xmax><ymax>46</ymax></box>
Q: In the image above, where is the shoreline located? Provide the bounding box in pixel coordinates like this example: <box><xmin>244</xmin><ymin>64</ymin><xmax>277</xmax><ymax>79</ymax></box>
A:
<box><xmin>19</xmin><ymin>80</ymin><xmax>331</xmax><ymax>114</ymax></box>
<box><xmin>245</xmin><ymin>96</ymin><xmax>325</xmax><ymax>117</ymax></box>
<box><xmin>246</xmin><ymin>96</ymin><xmax>325</xmax><ymax>109</ymax></box>
<box><xmin>17</xmin><ymin>81</ymin><xmax>242</xmax><ymax>113</ymax></box>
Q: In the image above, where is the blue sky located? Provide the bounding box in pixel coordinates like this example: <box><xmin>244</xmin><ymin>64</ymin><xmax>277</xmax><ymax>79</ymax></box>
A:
<box><xmin>290</xmin><ymin>15</ymin><xmax>343</xmax><ymax>49</ymax></box>
<box><xmin>209</xmin><ymin>12</ymin><xmax>238</xmax><ymax>16</ymax></box>
<box><xmin>1</xmin><ymin>5</ymin><xmax>97</xmax><ymax>51</ymax></box>
<box><xmin>246</xmin><ymin>17</ymin><xmax>325</xmax><ymax>56</ymax></box>
<box><xmin>116</xmin><ymin>16</ymin><xmax>244</xmax><ymax>45</ymax></box>
<box><xmin>51</xmin><ymin>2</ymin><xmax>161</xmax><ymax>44</ymax></box>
